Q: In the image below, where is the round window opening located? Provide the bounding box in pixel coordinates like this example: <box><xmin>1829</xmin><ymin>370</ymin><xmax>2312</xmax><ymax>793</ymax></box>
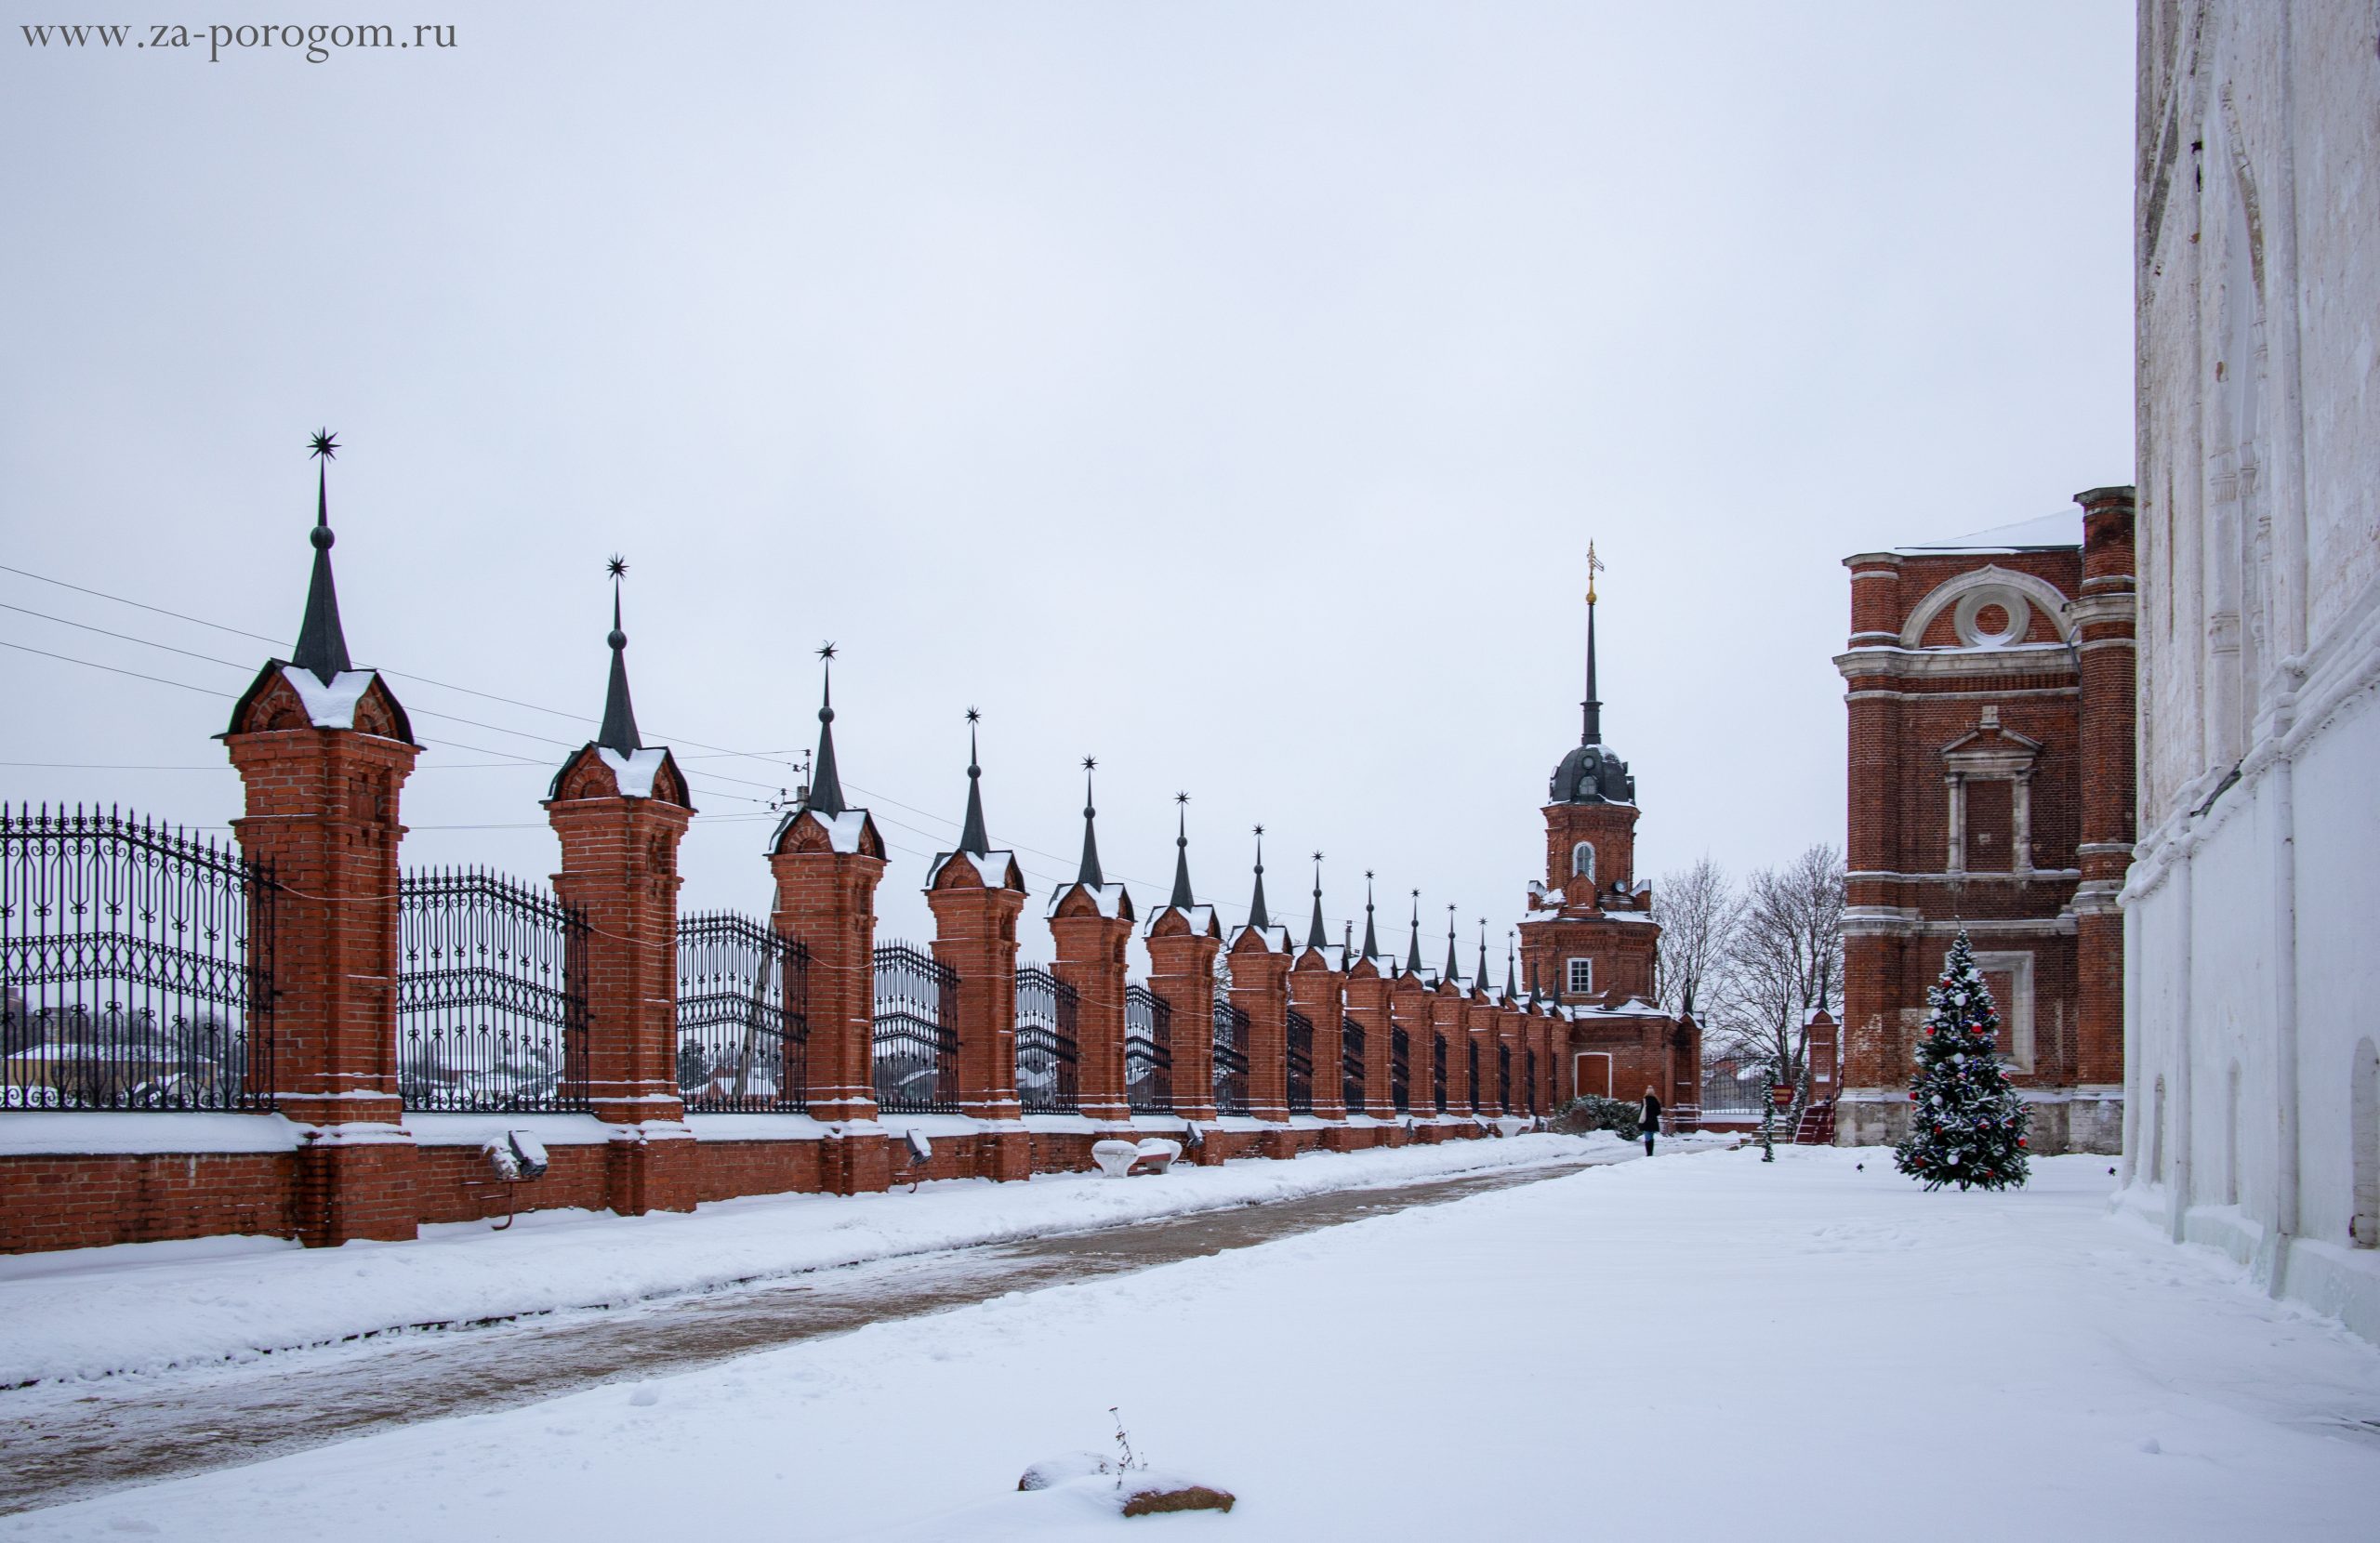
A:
<box><xmin>1952</xmin><ymin>587</ymin><xmax>2030</xmax><ymax>648</ymax></box>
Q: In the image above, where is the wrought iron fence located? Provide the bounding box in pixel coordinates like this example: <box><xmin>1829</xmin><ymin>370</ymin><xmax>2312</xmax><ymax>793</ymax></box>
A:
<box><xmin>1390</xmin><ymin>1023</ymin><xmax>1410</xmax><ymax>1114</ymax></box>
<box><xmin>1</xmin><ymin>805</ymin><xmax>274</xmax><ymax>1111</ymax></box>
<box><xmin>1015</xmin><ymin>964</ymin><xmax>1079</xmax><ymax>1114</ymax></box>
<box><xmin>1341</xmin><ymin>1019</ymin><xmax>1366</xmax><ymax>1113</ymax></box>
<box><xmin>1466</xmin><ymin>1038</ymin><xmax>1481</xmax><ymax>1111</ymax></box>
<box><xmin>1524</xmin><ymin>1046</ymin><xmax>1540</xmax><ymax>1115</ymax></box>
<box><xmin>1431</xmin><ymin>1033</ymin><xmax>1448</xmax><ymax>1113</ymax></box>
<box><xmin>1701</xmin><ymin>1053</ymin><xmax>1775</xmax><ymax>1115</ymax></box>
<box><xmin>1285</xmin><ymin>1006</ymin><xmax>1315</xmax><ymax>1115</ymax></box>
<box><xmin>1497</xmin><ymin>1041</ymin><xmax>1512</xmax><ymax>1114</ymax></box>
<box><xmin>398</xmin><ymin>867</ymin><xmax>588</xmax><ymax>1113</ymax></box>
<box><xmin>677</xmin><ymin>910</ymin><xmax>809</xmax><ymax>1113</ymax></box>
<box><xmin>1212</xmin><ymin>996</ymin><xmax>1250</xmax><ymax>1115</ymax></box>
<box><xmin>1125</xmin><ymin>983</ymin><xmax>1172</xmax><ymax>1113</ymax></box>
<box><xmin>874</xmin><ymin>942</ymin><xmax>959</xmax><ymax>1114</ymax></box>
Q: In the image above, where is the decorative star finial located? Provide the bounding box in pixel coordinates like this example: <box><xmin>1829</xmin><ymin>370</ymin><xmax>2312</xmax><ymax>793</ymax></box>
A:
<box><xmin>1252</xmin><ymin>824</ymin><xmax>1264</xmax><ymax>837</ymax></box>
<box><xmin>965</xmin><ymin>706</ymin><xmax>981</xmax><ymax>724</ymax></box>
<box><xmin>606</xmin><ymin>554</ymin><xmax>628</xmax><ymax>581</ymax></box>
<box><xmin>1313</xmin><ymin>850</ymin><xmax>1323</xmax><ymax>863</ymax></box>
<box><xmin>308</xmin><ymin>429</ymin><xmax>338</xmax><ymax>461</ymax></box>
<box><xmin>1365</xmin><ymin>868</ymin><xmax>1375</xmax><ymax>880</ymax></box>
<box><xmin>817</xmin><ymin>641</ymin><xmax>837</xmax><ymax>662</ymax></box>
<box><xmin>1174</xmin><ymin>791</ymin><xmax>1190</xmax><ymax>806</ymax></box>
<box><xmin>1082</xmin><ymin>755</ymin><xmax>1097</xmax><ymax>772</ymax></box>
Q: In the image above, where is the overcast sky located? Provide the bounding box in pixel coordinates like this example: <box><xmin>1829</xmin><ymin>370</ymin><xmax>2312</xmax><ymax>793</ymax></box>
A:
<box><xmin>1</xmin><ymin>1</ymin><xmax>2135</xmax><ymax>973</ymax></box>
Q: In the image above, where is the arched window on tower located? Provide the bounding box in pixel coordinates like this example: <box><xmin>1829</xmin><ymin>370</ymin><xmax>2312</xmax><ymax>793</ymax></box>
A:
<box><xmin>1570</xmin><ymin>841</ymin><xmax>1595</xmax><ymax>884</ymax></box>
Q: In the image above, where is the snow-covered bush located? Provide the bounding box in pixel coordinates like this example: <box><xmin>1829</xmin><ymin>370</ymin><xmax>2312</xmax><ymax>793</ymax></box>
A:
<box><xmin>1550</xmin><ymin>1094</ymin><xmax>1640</xmax><ymax>1140</ymax></box>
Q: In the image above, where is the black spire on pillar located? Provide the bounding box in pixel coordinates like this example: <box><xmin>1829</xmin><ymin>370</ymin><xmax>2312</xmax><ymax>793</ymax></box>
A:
<box><xmin>596</xmin><ymin>556</ymin><xmax>643</xmax><ymax>754</ymax></box>
<box><xmin>1444</xmin><ymin>905</ymin><xmax>1461</xmax><ymax>983</ymax></box>
<box><xmin>957</xmin><ymin>709</ymin><xmax>990</xmax><ymax>856</ymax></box>
<box><xmin>1246</xmin><ymin>825</ymin><xmax>1270</xmax><ymax>930</ymax></box>
<box><xmin>1476</xmin><ymin>918</ymin><xmax>1489</xmax><ymax>992</ymax></box>
<box><xmin>1076</xmin><ymin>757</ymin><xmax>1104</xmax><ymax>888</ymax></box>
<box><xmin>1304</xmin><ymin>851</ymin><xmax>1327</xmax><ymax>952</ymax></box>
<box><xmin>1360</xmin><ymin>871</ymin><xmax>1380</xmax><ymax>960</ymax></box>
<box><xmin>1581</xmin><ymin>539</ymin><xmax>1606</xmax><ymax>746</ymax></box>
<box><xmin>1168</xmin><ymin>792</ymin><xmax>1195</xmax><ymax>910</ymax></box>
<box><xmin>1505</xmin><ymin>932</ymin><xmax>1518</xmax><ymax>998</ymax></box>
<box><xmin>292</xmin><ymin>429</ymin><xmax>352</xmax><ymax>684</ymax></box>
<box><xmin>807</xmin><ymin>642</ymin><xmax>845</xmax><ymax>817</ymax></box>
<box><xmin>1406</xmin><ymin>891</ymin><xmax>1423</xmax><ymax>975</ymax></box>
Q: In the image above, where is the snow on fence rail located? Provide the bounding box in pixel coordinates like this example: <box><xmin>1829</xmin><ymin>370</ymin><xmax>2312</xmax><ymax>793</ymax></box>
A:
<box><xmin>395</xmin><ymin>867</ymin><xmax>588</xmax><ymax>1114</ymax></box>
<box><xmin>0</xmin><ymin>804</ymin><xmax>275</xmax><ymax>1112</ymax></box>
<box><xmin>677</xmin><ymin>910</ymin><xmax>809</xmax><ymax>1113</ymax></box>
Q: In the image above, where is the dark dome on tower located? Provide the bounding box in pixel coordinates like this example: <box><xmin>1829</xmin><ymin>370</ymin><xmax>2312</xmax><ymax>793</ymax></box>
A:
<box><xmin>1551</xmin><ymin>741</ymin><xmax>1635</xmax><ymax>805</ymax></box>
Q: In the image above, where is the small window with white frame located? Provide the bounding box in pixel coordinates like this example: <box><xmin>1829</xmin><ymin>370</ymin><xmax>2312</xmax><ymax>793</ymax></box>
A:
<box><xmin>1570</xmin><ymin>841</ymin><xmax>1595</xmax><ymax>882</ymax></box>
<box><xmin>1565</xmin><ymin>956</ymin><xmax>1593</xmax><ymax>996</ymax></box>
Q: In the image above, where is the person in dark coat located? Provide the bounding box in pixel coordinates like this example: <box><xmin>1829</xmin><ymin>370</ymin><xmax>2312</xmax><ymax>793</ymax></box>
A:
<box><xmin>1640</xmin><ymin>1087</ymin><xmax>1662</xmax><ymax>1155</ymax></box>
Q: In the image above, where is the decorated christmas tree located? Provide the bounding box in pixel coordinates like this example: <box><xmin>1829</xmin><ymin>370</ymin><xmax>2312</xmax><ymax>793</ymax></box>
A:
<box><xmin>1893</xmin><ymin>931</ymin><xmax>2030</xmax><ymax>1191</ymax></box>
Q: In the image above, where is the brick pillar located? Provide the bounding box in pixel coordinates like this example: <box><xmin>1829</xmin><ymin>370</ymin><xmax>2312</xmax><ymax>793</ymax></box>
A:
<box><xmin>1146</xmin><ymin>906</ymin><xmax>1223</xmax><ymax>1142</ymax></box>
<box><xmin>927</xmin><ymin>853</ymin><xmax>1029</xmax><ymax>1180</ymax></box>
<box><xmin>546</xmin><ymin>747</ymin><xmax>695</xmax><ymax>1214</ymax></box>
<box><xmin>224</xmin><ymin>666</ymin><xmax>419</xmax><ymax>1247</ymax></box>
<box><xmin>1431</xmin><ymin>984</ymin><xmax>1472</xmax><ymax>1118</ymax></box>
<box><xmin>1231</xmin><ymin>928</ymin><xmax>1292</xmax><ymax>1134</ymax></box>
<box><xmin>1497</xmin><ymin>1002</ymin><xmax>1526</xmax><ymax>1115</ymax></box>
<box><xmin>1344</xmin><ymin>960</ymin><xmax>1395</xmax><ymax>1123</ymax></box>
<box><xmin>1289</xmin><ymin>950</ymin><xmax>1347</xmax><ymax>1123</ymax></box>
<box><xmin>1051</xmin><ymin>890</ymin><xmax>1135</xmax><ymax>1128</ymax></box>
<box><xmin>2072</xmin><ymin>486</ymin><xmax>2136</xmax><ymax>1105</ymax></box>
<box><xmin>769</xmin><ymin>806</ymin><xmax>891</xmax><ymax>1194</ymax></box>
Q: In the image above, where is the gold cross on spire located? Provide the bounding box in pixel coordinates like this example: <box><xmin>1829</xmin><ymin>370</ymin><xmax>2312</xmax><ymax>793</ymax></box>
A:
<box><xmin>1586</xmin><ymin>541</ymin><xmax>1605</xmax><ymax>605</ymax></box>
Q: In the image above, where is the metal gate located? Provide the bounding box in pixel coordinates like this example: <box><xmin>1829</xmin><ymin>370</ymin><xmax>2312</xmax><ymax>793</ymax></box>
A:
<box><xmin>398</xmin><ymin>867</ymin><xmax>588</xmax><ymax>1112</ymax></box>
<box><xmin>1015</xmin><ymin>965</ymin><xmax>1079</xmax><ymax>1114</ymax></box>
<box><xmin>1125</xmin><ymin>983</ymin><xmax>1172</xmax><ymax>1113</ymax></box>
<box><xmin>677</xmin><ymin>910</ymin><xmax>808</xmax><ymax>1113</ymax></box>
<box><xmin>1</xmin><ymin>805</ymin><xmax>274</xmax><ymax>1111</ymax></box>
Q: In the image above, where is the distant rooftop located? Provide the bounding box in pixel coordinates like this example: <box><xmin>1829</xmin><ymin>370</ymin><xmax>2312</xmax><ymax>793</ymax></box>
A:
<box><xmin>1897</xmin><ymin>508</ymin><xmax>2082</xmax><ymax>554</ymax></box>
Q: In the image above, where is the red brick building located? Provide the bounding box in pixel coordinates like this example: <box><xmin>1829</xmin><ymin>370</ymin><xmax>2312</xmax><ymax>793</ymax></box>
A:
<box><xmin>1516</xmin><ymin>575</ymin><xmax>1699</xmax><ymax>1119</ymax></box>
<box><xmin>1834</xmin><ymin>489</ymin><xmax>2135</xmax><ymax>1153</ymax></box>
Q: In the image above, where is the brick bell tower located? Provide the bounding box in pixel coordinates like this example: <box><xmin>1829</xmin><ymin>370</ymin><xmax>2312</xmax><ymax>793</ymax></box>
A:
<box><xmin>1517</xmin><ymin>547</ymin><xmax>1660</xmax><ymax>1009</ymax></box>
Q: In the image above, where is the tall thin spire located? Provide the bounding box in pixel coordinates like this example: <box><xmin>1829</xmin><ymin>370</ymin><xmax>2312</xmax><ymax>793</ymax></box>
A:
<box><xmin>1406</xmin><ymin>891</ymin><xmax>1423</xmax><ymax>975</ymax></box>
<box><xmin>1304</xmin><ymin>851</ymin><xmax>1327</xmax><ymax>951</ymax></box>
<box><xmin>1075</xmin><ymin>757</ymin><xmax>1104</xmax><ymax>888</ymax></box>
<box><xmin>1360</xmin><ymin>871</ymin><xmax>1380</xmax><ymax>960</ymax></box>
<box><xmin>292</xmin><ymin>429</ymin><xmax>352</xmax><ymax>684</ymax></box>
<box><xmin>596</xmin><ymin>556</ymin><xmax>642</xmax><ymax>754</ymax></box>
<box><xmin>1246</xmin><ymin>825</ymin><xmax>1270</xmax><ymax>930</ymax></box>
<box><xmin>1476</xmin><ymin>918</ymin><xmax>1489</xmax><ymax>992</ymax></box>
<box><xmin>1505</xmin><ymin>932</ymin><xmax>1518</xmax><ymax>998</ymax></box>
<box><xmin>1444</xmin><ymin>904</ymin><xmax>1461</xmax><ymax>982</ymax></box>
<box><xmin>1168</xmin><ymin>793</ymin><xmax>1195</xmax><ymax>910</ymax></box>
<box><xmin>1581</xmin><ymin>540</ymin><xmax>1606</xmax><ymax>746</ymax></box>
<box><xmin>957</xmin><ymin>708</ymin><xmax>989</xmax><ymax>855</ymax></box>
<box><xmin>807</xmin><ymin>642</ymin><xmax>845</xmax><ymax>817</ymax></box>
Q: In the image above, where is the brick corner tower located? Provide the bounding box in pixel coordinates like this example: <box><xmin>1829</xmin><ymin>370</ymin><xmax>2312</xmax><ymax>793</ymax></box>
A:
<box><xmin>220</xmin><ymin>431</ymin><xmax>421</xmax><ymax>1246</ymax></box>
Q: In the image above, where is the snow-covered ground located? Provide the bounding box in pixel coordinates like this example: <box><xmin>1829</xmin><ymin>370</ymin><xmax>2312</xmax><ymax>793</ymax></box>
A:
<box><xmin>0</xmin><ymin>1131</ymin><xmax>1644</xmax><ymax>1386</ymax></box>
<box><xmin>7</xmin><ymin>1145</ymin><xmax>2378</xmax><ymax>1540</ymax></box>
